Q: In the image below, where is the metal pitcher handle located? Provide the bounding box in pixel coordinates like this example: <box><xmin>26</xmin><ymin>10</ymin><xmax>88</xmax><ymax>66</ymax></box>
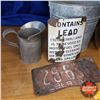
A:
<box><xmin>2</xmin><ymin>28</ymin><xmax>19</xmax><ymax>48</ymax></box>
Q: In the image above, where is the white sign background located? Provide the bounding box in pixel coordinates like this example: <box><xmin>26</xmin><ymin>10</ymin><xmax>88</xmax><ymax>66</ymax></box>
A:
<box><xmin>48</xmin><ymin>18</ymin><xmax>86</xmax><ymax>62</ymax></box>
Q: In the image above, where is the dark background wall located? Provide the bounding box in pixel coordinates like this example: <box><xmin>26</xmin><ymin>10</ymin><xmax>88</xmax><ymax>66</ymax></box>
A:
<box><xmin>1</xmin><ymin>1</ymin><xmax>49</xmax><ymax>26</ymax></box>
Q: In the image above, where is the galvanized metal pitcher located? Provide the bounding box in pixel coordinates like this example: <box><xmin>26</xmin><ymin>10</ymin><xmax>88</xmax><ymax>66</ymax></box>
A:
<box><xmin>2</xmin><ymin>21</ymin><xmax>45</xmax><ymax>64</ymax></box>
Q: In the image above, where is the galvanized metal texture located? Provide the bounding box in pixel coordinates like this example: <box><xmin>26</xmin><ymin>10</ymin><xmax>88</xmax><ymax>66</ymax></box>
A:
<box><xmin>2</xmin><ymin>21</ymin><xmax>46</xmax><ymax>64</ymax></box>
<box><xmin>32</xmin><ymin>57</ymin><xmax>100</xmax><ymax>95</ymax></box>
<box><xmin>49</xmin><ymin>1</ymin><xmax>100</xmax><ymax>51</ymax></box>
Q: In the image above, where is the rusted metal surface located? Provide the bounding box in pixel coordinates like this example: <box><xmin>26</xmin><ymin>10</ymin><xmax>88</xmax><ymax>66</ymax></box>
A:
<box><xmin>32</xmin><ymin>57</ymin><xmax>100</xmax><ymax>95</ymax></box>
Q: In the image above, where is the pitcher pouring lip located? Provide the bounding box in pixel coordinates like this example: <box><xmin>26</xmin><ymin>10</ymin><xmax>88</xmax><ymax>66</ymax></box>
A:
<box><xmin>20</xmin><ymin>21</ymin><xmax>46</xmax><ymax>41</ymax></box>
<box><xmin>18</xmin><ymin>28</ymin><xmax>41</xmax><ymax>41</ymax></box>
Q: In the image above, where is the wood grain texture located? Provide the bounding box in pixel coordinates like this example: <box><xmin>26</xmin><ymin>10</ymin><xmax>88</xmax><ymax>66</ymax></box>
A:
<box><xmin>1</xmin><ymin>26</ymin><xmax>100</xmax><ymax>100</ymax></box>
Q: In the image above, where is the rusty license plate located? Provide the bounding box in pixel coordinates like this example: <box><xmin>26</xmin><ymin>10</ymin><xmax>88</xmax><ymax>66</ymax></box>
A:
<box><xmin>32</xmin><ymin>58</ymin><xmax>100</xmax><ymax>95</ymax></box>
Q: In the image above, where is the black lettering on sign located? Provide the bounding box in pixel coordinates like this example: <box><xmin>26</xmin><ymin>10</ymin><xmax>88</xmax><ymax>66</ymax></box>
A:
<box><xmin>70</xmin><ymin>22</ymin><xmax>74</xmax><ymax>27</ymax></box>
<box><xmin>73</xmin><ymin>29</ymin><xmax>78</xmax><ymax>35</ymax></box>
<box><xmin>57</xmin><ymin>28</ymin><xmax>78</xmax><ymax>37</ymax></box>
<box><xmin>56</xmin><ymin>22</ymin><xmax>61</xmax><ymax>27</ymax></box>
<box><xmin>68</xmin><ymin>29</ymin><xmax>72</xmax><ymax>36</ymax></box>
<box><xmin>63</xmin><ymin>29</ymin><xmax>68</xmax><ymax>36</ymax></box>
<box><xmin>56</xmin><ymin>30</ymin><xmax>62</xmax><ymax>40</ymax></box>
<box><xmin>56</xmin><ymin>21</ymin><xmax>83</xmax><ymax>27</ymax></box>
<box><xmin>68</xmin><ymin>29</ymin><xmax>78</xmax><ymax>36</ymax></box>
<box><xmin>62</xmin><ymin>22</ymin><xmax>67</xmax><ymax>27</ymax></box>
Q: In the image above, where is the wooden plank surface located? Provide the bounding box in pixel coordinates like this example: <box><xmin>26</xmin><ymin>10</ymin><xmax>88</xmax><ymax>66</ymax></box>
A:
<box><xmin>1</xmin><ymin>26</ymin><xmax>100</xmax><ymax>100</ymax></box>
